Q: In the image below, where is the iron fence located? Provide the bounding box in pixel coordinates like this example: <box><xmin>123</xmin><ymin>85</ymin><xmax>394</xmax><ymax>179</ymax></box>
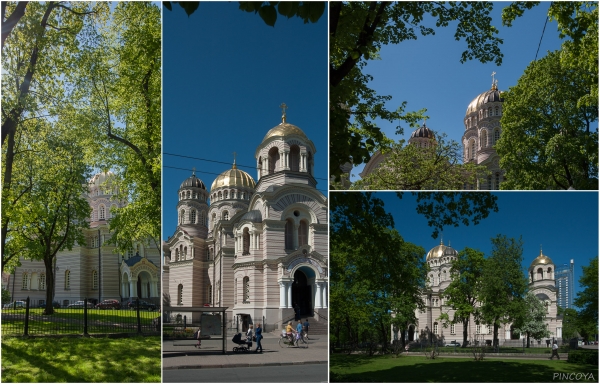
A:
<box><xmin>1</xmin><ymin>297</ymin><xmax>160</xmax><ymax>337</ymax></box>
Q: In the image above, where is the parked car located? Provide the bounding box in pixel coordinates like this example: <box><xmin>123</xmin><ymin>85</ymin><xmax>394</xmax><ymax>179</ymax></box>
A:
<box><xmin>127</xmin><ymin>300</ymin><xmax>157</xmax><ymax>311</ymax></box>
<box><xmin>95</xmin><ymin>299</ymin><xmax>121</xmax><ymax>310</ymax></box>
<box><xmin>67</xmin><ymin>301</ymin><xmax>94</xmax><ymax>309</ymax></box>
<box><xmin>3</xmin><ymin>301</ymin><xmax>26</xmax><ymax>309</ymax></box>
<box><xmin>35</xmin><ymin>301</ymin><xmax>61</xmax><ymax>309</ymax></box>
<box><xmin>443</xmin><ymin>341</ymin><xmax>462</xmax><ymax>347</ymax></box>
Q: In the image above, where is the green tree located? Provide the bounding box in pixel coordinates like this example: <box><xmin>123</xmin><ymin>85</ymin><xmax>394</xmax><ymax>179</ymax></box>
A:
<box><xmin>2</xmin><ymin>286</ymin><xmax>11</xmax><ymax>305</ymax></box>
<box><xmin>439</xmin><ymin>247</ymin><xmax>486</xmax><ymax>347</ymax></box>
<box><xmin>351</xmin><ymin>134</ymin><xmax>488</xmax><ymax>190</ymax></box>
<box><xmin>513</xmin><ymin>292</ymin><xmax>551</xmax><ymax>347</ymax></box>
<box><xmin>8</xmin><ymin>121</ymin><xmax>91</xmax><ymax>315</ymax></box>
<box><xmin>163</xmin><ymin>1</ymin><xmax>325</xmax><ymax>26</ymax></box>
<box><xmin>329</xmin><ymin>1</ymin><xmax>505</xmax><ymax>179</ymax></box>
<box><xmin>496</xmin><ymin>50</ymin><xmax>598</xmax><ymax>190</ymax></box>
<box><xmin>73</xmin><ymin>2</ymin><xmax>161</xmax><ymax>253</ymax></box>
<box><xmin>479</xmin><ymin>235</ymin><xmax>528</xmax><ymax>347</ymax></box>
<box><xmin>557</xmin><ymin>306</ymin><xmax>580</xmax><ymax>342</ymax></box>
<box><xmin>573</xmin><ymin>256</ymin><xmax>598</xmax><ymax>341</ymax></box>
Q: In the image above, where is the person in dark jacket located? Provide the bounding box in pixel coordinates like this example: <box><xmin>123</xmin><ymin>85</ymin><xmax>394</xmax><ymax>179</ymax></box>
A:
<box><xmin>254</xmin><ymin>323</ymin><xmax>263</xmax><ymax>353</ymax></box>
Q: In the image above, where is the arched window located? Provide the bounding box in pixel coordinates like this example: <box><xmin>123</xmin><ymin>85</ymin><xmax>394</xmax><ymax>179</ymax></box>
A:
<box><xmin>537</xmin><ymin>268</ymin><xmax>543</xmax><ymax>280</ymax></box>
<box><xmin>179</xmin><ymin>209</ymin><xmax>185</xmax><ymax>224</ymax></box>
<box><xmin>307</xmin><ymin>152</ymin><xmax>313</xmax><ymax>174</ymax></box>
<box><xmin>488</xmin><ymin>107</ymin><xmax>492</xmax><ymax>117</ymax></box>
<box><xmin>298</xmin><ymin>220</ymin><xmax>308</xmax><ymax>246</ymax></box>
<box><xmin>471</xmin><ymin>140</ymin><xmax>475</xmax><ymax>159</ymax></box>
<box><xmin>243</xmin><ymin>228</ymin><xmax>250</xmax><ymax>255</ymax></box>
<box><xmin>175</xmin><ymin>249</ymin><xmax>179</xmax><ymax>262</ymax></box>
<box><xmin>200</xmin><ymin>211</ymin><xmax>205</xmax><ymax>226</ymax></box>
<box><xmin>178</xmin><ymin>284</ymin><xmax>183</xmax><ymax>305</ymax></box>
<box><xmin>65</xmin><ymin>270</ymin><xmax>70</xmax><ymax>289</ymax></box>
<box><xmin>223</xmin><ymin>211</ymin><xmax>229</xmax><ymax>221</ymax></box>
<box><xmin>243</xmin><ymin>277</ymin><xmax>250</xmax><ymax>303</ymax></box>
<box><xmin>268</xmin><ymin>147</ymin><xmax>279</xmax><ymax>174</ymax></box>
<box><xmin>99</xmin><ymin>205</ymin><xmax>105</xmax><ymax>220</ymax></box>
<box><xmin>434</xmin><ymin>322</ymin><xmax>438</xmax><ymax>335</ymax></box>
<box><xmin>218</xmin><ymin>191</ymin><xmax>222</xmax><ymax>200</ymax></box>
<box><xmin>184</xmin><ymin>246</ymin><xmax>187</xmax><ymax>259</ymax></box>
<box><xmin>22</xmin><ymin>273</ymin><xmax>29</xmax><ymax>289</ymax></box>
<box><xmin>39</xmin><ymin>274</ymin><xmax>46</xmax><ymax>290</ymax></box>
<box><xmin>289</xmin><ymin>145</ymin><xmax>300</xmax><ymax>172</ymax></box>
<box><xmin>258</xmin><ymin>157</ymin><xmax>263</xmax><ymax>178</ymax></box>
<box><xmin>207</xmin><ymin>285</ymin><xmax>212</xmax><ymax>305</ymax></box>
<box><xmin>487</xmin><ymin>175</ymin><xmax>492</xmax><ymax>190</ymax></box>
<box><xmin>224</xmin><ymin>190</ymin><xmax>228</xmax><ymax>199</ymax></box>
<box><xmin>481</xmin><ymin>130</ymin><xmax>487</xmax><ymax>148</ymax></box>
<box><xmin>495</xmin><ymin>107</ymin><xmax>499</xmax><ymax>116</ymax></box>
<box><xmin>476</xmin><ymin>324</ymin><xmax>481</xmax><ymax>334</ymax></box>
<box><xmin>190</xmin><ymin>209</ymin><xmax>196</xmax><ymax>224</ymax></box>
<box><xmin>495</xmin><ymin>172</ymin><xmax>500</xmax><ymax>190</ymax></box>
<box><xmin>285</xmin><ymin>219</ymin><xmax>294</xmax><ymax>249</ymax></box>
<box><xmin>547</xmin><ymin>267</ymin><xmax>552</xmax><ymax>280</ymax></box>
<box><xmin>494</xmin><ymin>129</ymin><xmax>500</xmax><ymax>144</ymax></box>
<box><xmin>186</xmin><ymin>191</ymin><xmax>191</xmax><ymax>199</ymax></box>
<box><xmin>450</xmin><ymin>324</ymin><xmax>455</xmax><ymax>335</ymax></box>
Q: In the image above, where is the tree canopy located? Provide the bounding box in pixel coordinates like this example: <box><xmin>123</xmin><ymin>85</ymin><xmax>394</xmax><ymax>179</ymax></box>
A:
<box><xmin>513</xmin><ymin>292</ymin><xmax>551</xmax><ymax>347</ymax></box>
<box><xmin>351</xmin><ymin>134</ymin><xmax>488</xmax><ymax>190</ymax></box>
<box><xmin>573</xmin><ymin>256</ymin><xmax>598</xmax><ymax>339</ymax></box>
<box><xmin>329</xmin><ymin>1</ymin><xmax>505</xmax><ymax>179</ymax></box>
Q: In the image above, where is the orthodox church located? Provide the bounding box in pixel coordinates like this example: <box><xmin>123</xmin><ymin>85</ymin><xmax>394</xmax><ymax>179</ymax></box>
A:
<box><xmin>360</xmin><ymin>75</ymin><xmax>505</xmax><ymax>190</ymax></box>
<box><xmin>6</xmin><ymin>172</ymin><xmax>161</xmax><ymax>307</ymax></box>
<box><xmin>163</xmin><ymin>107</ymin><xmax>328</xmax><ymax>332</ymax></box>
<box><xmin>392</xmin><ymin>241</ymin><xmax>563</xmax><ymax>346</ymax></box>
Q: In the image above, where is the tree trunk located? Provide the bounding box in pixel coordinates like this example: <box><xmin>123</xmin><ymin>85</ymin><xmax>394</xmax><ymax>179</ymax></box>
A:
<box><xmin>493</xmin><ymin>321</ymin><xmax>499</xmax><ymax>347</ymax></box>
<box><xmin>526</xmin><ymin>332</ymin><xmax>530</xmax><ymax>348</ymax></box>
<box><xmin>43</xmin><ymin>255</ymin><xmax>55</xmax><ymax>315</ymax></box>
<box><xmin>462</xmin><ymin>318</ymin><xmax>469</xmax><ymax>347</ymax></box>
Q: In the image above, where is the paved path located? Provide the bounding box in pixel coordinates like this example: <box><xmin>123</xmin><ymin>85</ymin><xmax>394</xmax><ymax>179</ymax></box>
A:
<box><xmin>164</xmin><ymin>364</ymin><xmax>328</xmax><ymax>382</ymax></box>
<box><xmin>163</xmin><ymin>333</ymin><xmax>328</xmax><ymax>370</ymax></box>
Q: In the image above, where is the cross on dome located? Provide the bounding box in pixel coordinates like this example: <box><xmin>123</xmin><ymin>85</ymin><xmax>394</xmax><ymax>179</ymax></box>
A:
<box><xmin>280</xmin><ymin>102</ymin><xmax>287</xmax><ymax>123</ymax></box>
<box><xmin>232</xmin><ymin>152</ymin><xmax>237</xmax><ymax>169</ymax></box>
<box><xmin>192</xmin><ymin>167</ymin><xmax>196</xmax><ymax>176</ymax></box>
<box><xmin>491</xmin><ymin>71</ymin><xmax>498</xmax><ymax>90</ymax></box>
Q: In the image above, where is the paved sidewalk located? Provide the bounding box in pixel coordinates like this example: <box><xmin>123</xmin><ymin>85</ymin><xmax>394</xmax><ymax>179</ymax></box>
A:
<box><xmin>163</xmin><ymin>333</ymin><xmax>328</xmax><ymax>370</ymax></box>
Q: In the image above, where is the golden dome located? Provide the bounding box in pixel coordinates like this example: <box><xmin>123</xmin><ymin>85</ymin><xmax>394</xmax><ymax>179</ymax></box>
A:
<box><xmin>262</xmin><ymin>122</ymin><xmax>308</xmax><ymax>142</ymax></box>
<box><xmin>465</xmin><ymin>88</ymin><xmax>503</xmax><ymax>116</ymax></box>
<box><xmin>529</xmin><ymin>249</ymin><xmax>554</xmax><ymax>269</ymax></box>
<box><xmin>210</xmin><ymin>164</ymin><xmax>256</xmax><ymax>191</ymax></box>
<box><xmin>426</xmin><ymin>240</ymin><xmax>458</xmax><ymax>260</ymax></box>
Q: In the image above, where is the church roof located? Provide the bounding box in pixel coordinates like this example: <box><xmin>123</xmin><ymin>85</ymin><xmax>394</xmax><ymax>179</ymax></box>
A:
<box><xmin>426</xmin><ymin>240</ymin><xmax>458</xmax><ymax>260</ymax></box>
<box><xmin>530</xmin><ymin>249</ymin><xmax>554</xmax><ymax>269</ymax></box>
<box><xmin>210</xmin><ymin>163</ymin><xmax>256</xmax><ymax>190</ymax></box>
<box><xmin>465</xmin><ymin>87</ymin><xmax>503</xmax><ymax>116</ymax></box>
<box><xmin>180</xmin><ymin>174</ymin><xmax>206</xmax><ymax>190</ymax></box>
<box><xmin>124</xmin><ymin>255</ymin><xmax>157</xmax><ymax>267</ymax></box>
<box><xmin>240</xmin><ymin>210</ymin><xmax>262</xmax><ymax>223</ymax></box>
<box><xmin>410</xmin><ymin>123</ymin><xmax>435</xmax><ymax>139</ymax></box>
<box><xmin>262</xmin><ymin>122</ymin><xmax>308</xmax><ymax>142</ymax></box>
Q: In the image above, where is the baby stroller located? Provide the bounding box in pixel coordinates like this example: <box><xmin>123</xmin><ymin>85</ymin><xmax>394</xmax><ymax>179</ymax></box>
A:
<box><xmin>232</xmin><ymin>333</ymin><xmax>252</xmax><ymax>352</ymax></box>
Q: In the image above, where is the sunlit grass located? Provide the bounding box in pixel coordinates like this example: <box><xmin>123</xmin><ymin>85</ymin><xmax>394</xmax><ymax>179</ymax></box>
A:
<box><xmin>1</xmin><ymin>336</ymin><xmax>161</xmax><ymax>382</ymax></box>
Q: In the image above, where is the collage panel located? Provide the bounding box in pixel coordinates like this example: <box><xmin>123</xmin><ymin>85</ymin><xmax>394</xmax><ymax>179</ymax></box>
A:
<box><xmin>1</xmin><ymin>1</ymin><xmax>161</xmax><ymax>383</ymax></box>
<box><xmin>329</xmin><ymin>191</ymin><xmax>599</xmax><ymax>382</ymax></box>
<box><xmin>161</xmin><ymin>2</ymin><xmax>328</xmax><ymax>382</ymax></box>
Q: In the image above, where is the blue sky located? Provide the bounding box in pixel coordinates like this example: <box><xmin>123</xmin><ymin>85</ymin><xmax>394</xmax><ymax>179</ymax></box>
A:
<box><xmin>344</xmin><ymin>191</ymin><xmax>599</xmax><ymax>307</ymax></box>
<box><xmin>349</xmin><ymin>2</ymin><xmax>592</xmax><ymax>180</ymax></box>
<box><xmin>162</xmin><ymin>3</ymin><xmax>327</xmax><ymax>239</ymax></box>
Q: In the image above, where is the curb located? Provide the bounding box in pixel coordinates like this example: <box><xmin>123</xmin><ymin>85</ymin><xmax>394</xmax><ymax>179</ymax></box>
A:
<box><xmin>163</xmin><ymin>360</ymin><xmax>328</xmax><ymax>370</ymax></box>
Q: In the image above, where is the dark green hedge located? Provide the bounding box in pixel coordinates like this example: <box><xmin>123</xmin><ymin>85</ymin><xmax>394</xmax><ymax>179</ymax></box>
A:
<box><xmin>567</xmin><ymin>350</ymin><xmax>598</xmax><ymax>365</ymax></box>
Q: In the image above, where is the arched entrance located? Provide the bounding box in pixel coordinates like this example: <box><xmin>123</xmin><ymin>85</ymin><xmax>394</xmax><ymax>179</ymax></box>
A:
<box><xmin>291</xmin><ymin>268</ymin><xmax>313</xmax><ymax>317</ymax></box>
<box><xmin>137</xmin><ymin>271</ymin><xmax>153</xmax><ymax>299</ymax></box>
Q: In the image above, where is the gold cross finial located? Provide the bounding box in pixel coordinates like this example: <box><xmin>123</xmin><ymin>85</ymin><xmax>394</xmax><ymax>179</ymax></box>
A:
<box><xmin>491</xmin><ymin>71</ymin><xmax>498</xmax><ymax>90</ymax></box>
<box><xmin>232</xmin><ymin>152</ymin><xmax>237</xmax><ymax>169</ymax></box>
<box><xmin>280</xmin><ymin>103</ymin><xmax>287</xmax><ymax>123</ymax></box>
<box><xmin>192</xmin><ymin>167</ymin><xmax>196</xmax><ymax>176</ymax></box>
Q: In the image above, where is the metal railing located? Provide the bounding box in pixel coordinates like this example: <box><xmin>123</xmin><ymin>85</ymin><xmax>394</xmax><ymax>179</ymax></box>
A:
<box><xmin>1</xmin><ymin>297</ymin><xmax>160</xmax><ymax>337</ymax></box>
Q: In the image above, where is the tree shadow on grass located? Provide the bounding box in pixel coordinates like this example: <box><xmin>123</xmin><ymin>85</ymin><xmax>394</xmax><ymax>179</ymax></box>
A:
<box><xmin>331</xmin><ymin>356</ymin><xmax>599</xmax><ymax>382</ymax></box>
<box><xmin>1</xmin><ymin>342</ymin><xmax>81</xmax><ymax>382</ymax></box>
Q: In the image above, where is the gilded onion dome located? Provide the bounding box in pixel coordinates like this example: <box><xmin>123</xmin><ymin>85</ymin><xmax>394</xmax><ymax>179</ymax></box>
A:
<box><xmin>465</xmin><ymin>86</ymin><xmax>503</xmax><ymax>116</ymax></box>
<box><xmin>180</xmin><ymin>174</ymin><xmax>206</xmax><ymax>190</ymax></box>
<box><xmin>410</xmin><ymin>123</ymin><xmax>435</xmax><ymax>139</ymax></box>
<box><xmin>426</xmin><ymin>240</ymin><xmax>458</xmax><ymax>261</ymax></box>
<box><xmin>210</xmin><ymin>163</ymin><xmax>256</xmax><ymax>190</ymax></box>
<box><xmin>262</xmin><ymin>122</ymin><xmax>308</xmax><ymax>143</ymax></box>
<box><xmin>529</xmin><ymin>249</ymin><xmax>554</xmax><ymax>269</ymax></box>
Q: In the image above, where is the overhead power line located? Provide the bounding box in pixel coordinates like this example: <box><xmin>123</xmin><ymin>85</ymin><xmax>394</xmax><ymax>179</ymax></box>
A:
<box><xmin>534</xmin><ymin>15</ymin><xmax>549</xmax><ymax>62</ymax></box>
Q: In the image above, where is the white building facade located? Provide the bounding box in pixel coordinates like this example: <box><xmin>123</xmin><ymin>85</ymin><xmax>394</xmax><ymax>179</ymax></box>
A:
<box><xmin>164</xmin><ymin>113</ymin><xmax>328</xmax><ymax>332</ymax></box>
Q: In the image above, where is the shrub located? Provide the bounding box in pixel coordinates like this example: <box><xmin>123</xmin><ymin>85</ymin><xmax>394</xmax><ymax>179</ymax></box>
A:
<box><xmin>567</xmin><ymin>350</ymin><xmax>598</xmax><ymax>365</ymax></box>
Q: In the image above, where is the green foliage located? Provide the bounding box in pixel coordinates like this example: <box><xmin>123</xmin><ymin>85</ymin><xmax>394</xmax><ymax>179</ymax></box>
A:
<box><xmin>479</xmin><ymin>235</ymin><xmax>528</xmax><ymax>346</ymax></box>
<box><xmin>330</xmin><ymin>193</ymin><xmax>427</xmax><ymax>351</ymax></box>
<box><xmin>163</xmin><ymin>1</ymin><xmax>325</xmax><ymax>26</ymax></box>
<box><xmin>330</xmin><ymin>1</ymin><xmax>505</xmax><ymax>179</ymax></box>
<box><xmin>1</xmin><ymin>287</ymin><xmax>11</xmax><ymax>305</ymax></box>
<box><xmin>568</xmin><ymin>350</ymin><xmax>599</xmax><ymax>366</ymax></box>
<box><xmin>513</xmin><ymin>292</ymin><xmax>552</xmax><ymax>347</ymax></box>
<box><xmin>497</xmin><ymin>50</ymin><xmax>598</xmax><ymax>189</ymax></box>
<box><xmin>558</xmin><ymin>306</ymin><xmax>580</xmax><ymax>341</ymax></box>
<box><xmin>351</xmin><ymin>134</ymin><xmax>488</xmax><ymax>190</ymax></box>
<box><xmin>440</xmin><ymin>247</ymin><xmax>486</xmax><ymax>345</ymax></box>
<box><xmin>574</xmin><ymin>257</ymin><xmax>598</xmax><ymax>338</ymax></box>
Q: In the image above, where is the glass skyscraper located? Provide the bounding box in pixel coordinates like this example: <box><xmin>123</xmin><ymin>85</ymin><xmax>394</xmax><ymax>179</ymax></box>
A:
<box><xmin>555</xmin><ymin>260</ymin><xmax>574</xmax><ymax>309</ymax></box>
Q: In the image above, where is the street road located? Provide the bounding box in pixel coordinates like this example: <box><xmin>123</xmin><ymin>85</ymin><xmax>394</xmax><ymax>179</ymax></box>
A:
<box><xmin>164</xmin><ymin>363</ymin><xmax>328</xmax><ymax>383</ymax></box>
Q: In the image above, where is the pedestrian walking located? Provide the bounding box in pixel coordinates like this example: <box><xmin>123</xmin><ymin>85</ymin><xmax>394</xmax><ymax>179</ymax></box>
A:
<box><xmin>302</xmin><ymin>318</ymin><xmax>310</xmax><ymax>339</ymax></box>
<box><xmin>254</xmin><ymin>323</ymin><xmax>263</xmax><ymax>353</ymax></box>
<box><xmin>246</xmin><ymin>324</ymin><xmax>254</xmax><ymax>349</ymax></box>
<box><xmin>550</xmin><ymin>341</ymin><xmax>560</xmax><ymax>360</ymax></box>
<box><xmin>195</xmin><ymin>326</ymin><xmax>202</xmax><ymax>348</ymax></box>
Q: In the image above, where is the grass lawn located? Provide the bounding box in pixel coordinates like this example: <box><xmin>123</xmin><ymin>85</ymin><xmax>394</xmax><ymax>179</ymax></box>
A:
<box><xmin>330</xmin><ymin>354</ymin><xmax>599</xmax><ymax>382</ymax></box>
<box><xmin>1</xmin><ymin>336</ymin><xmax>161</xmax><ymax>382</ymax></box>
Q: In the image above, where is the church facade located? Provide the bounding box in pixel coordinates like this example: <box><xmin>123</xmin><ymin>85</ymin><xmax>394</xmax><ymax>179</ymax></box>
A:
<box><xmin>6</xmin><ymin>172</ymin><xmax>161</xmax><ymax>308</ymax></box>
<box><xmin>392</xmin><ymin>241</ymin><xmax>563</xmax><ymax>346</ymax></box>
<box><xmin>163</xmin><ymin>111</ymin><xmax>328</xmax><ymax>332</ymax></box>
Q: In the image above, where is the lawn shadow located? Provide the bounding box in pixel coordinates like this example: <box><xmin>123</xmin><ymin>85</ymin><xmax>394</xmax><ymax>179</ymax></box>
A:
<box><xmin>1</xmin><ymin>342</ymin><xmax>81</xmax><ymax>382</ymax></box>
